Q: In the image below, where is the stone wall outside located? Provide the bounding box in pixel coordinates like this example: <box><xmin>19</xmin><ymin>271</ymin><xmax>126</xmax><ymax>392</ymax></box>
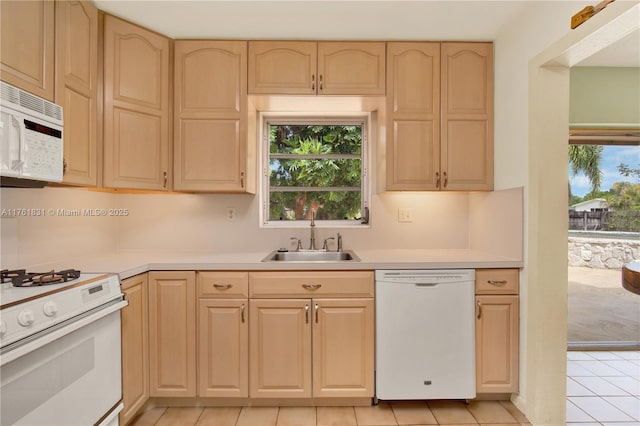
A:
<box><xmin>568</xmin><ymin>235</ymin><xmax>640</xmax><ymax>269</ymax></box>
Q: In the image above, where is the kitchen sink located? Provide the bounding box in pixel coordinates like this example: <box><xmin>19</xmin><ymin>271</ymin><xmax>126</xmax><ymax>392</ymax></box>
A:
<box><xmin>261</xmin><ymin>250</ymin><xmax>360</xmax><ymax>262</ymax></box>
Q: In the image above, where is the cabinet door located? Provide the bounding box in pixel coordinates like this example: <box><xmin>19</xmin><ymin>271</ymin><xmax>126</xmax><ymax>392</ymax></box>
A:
<box><xmin>249</xmin><ymin>299</ymin><xmax>312</xmax><ymax>398</ymax></box>
<box><xmin>0</xmin><ymin>0</ymin><xmax>54</xmax><ymax>100</ymax></box>
<box><xmin>317</xmin><ymin>42</ymin><xmax>385</xmax><ymax>95</ymax></box>
<box><xmin>120</xmin><ymin>274</ymin><xmax>149</xmax><ymax>425</ymax></box>
<box><xmin>198</xmin><ymin>299</ymin><xmax>248</xmax><ymax>397</ymax></box>
<box><xmin>103</xmin><ymin>15</ymin><xmax>170</xmax><ymax>190</ymax></box>
<box><xmin>55</xmin><ymin>0</ymin><xmax>98</xmax><ymax>186</ymax></box>
<box><xmin>386</xmin><ymin>43</ymin><xmax>440</xmax><ymax>190</ymax></box>
<box><xmin>149</xmin><ymin>271</ymin><xmax>196</xmax><ymax>397</ymax></box>
<box><xmin>174</xmin><ymin>41</ymin><xmax>252</xmax><ymax>192</ymax></box>
<box><xmin>441</xmin><ymin>43</ymin><xmax>493</xmax><ymax>191</ymax></box>
<box><xmin>248</xmin><ymin>41</ymin><xmax>317</xmax><ymax>95</ymax></box>
<box><xmin>476</xmin><ymin>295</ymin><xmax>519</xmax><ymax>393</ymax></box>
<box><xmin>312</xmin><ymin>299</ymin><xmax>374</xmax><ymax>397</ymax></box>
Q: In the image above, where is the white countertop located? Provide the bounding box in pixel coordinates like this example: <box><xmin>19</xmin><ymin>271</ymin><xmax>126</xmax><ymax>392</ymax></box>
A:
<box><xmin>28</xmin><ymin>249</ymin><xmax>523</xmax><ymax>280</ymax></box>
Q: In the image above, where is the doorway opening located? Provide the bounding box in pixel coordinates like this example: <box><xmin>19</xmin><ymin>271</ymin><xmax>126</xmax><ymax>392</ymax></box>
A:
<box><xmin>567</xmin><ymin>142</ymin><xmax>639</xmax><ymax>348</ymax></box>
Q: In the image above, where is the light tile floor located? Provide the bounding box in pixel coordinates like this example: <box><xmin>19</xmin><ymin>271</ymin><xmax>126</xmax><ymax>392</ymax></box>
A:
<box><xmin>130</xmin><ymin>351</ymin><xmax>640</xmax><ymax>426</ymax></box>
<box><xmin>130</xmin><ymin>400</ymin><xmax>531</xmax><ymax>425</ymax></box>
<box><xmin>567</xmin><ymin>351</ymin><xmax>640</xmax><ymax>425</ymax></box>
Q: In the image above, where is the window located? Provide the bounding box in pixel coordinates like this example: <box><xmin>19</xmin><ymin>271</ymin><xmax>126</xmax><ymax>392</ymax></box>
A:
<box><xmin>262</xmin><ymin>116</ymin><xmax>369</xmax><ymax>226</ymax></box>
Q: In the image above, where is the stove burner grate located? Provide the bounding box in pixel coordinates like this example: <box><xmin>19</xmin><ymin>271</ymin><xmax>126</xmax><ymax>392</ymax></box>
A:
<box><xmin>1</xmin><ymin>269</ymin><xmax>82</xmax><ymax>287</ymax></box>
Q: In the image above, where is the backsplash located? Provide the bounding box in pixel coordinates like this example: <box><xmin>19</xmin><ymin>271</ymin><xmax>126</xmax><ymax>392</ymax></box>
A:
<box><xmin>0</xmin><ymin>186</ymin><xmax>522</xmax><ymax>268</ymax></box>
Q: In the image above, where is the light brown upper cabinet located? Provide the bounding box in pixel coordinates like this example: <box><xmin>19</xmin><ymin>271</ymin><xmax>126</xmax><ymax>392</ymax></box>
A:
<box><xmin>386</xmin><ymin>42</ymin><xmax>493</xmax><ymax>191</ymax></box>
<box><xmin>0</xmin><ymin>0</ymin><xmax>55</xmax><ymax>101</ymax></box>
<box><xmin>386</xmin><ymin>43</ymin><xmax>440</xmax><ymax>190</ymax></box>
<box><xmin>441</xmin><ymin>43</ymin><xmax>494</xmax><ymax>191</ymax></box>
<box><xmin>103</xmin><ymin>15</ymin><xmax>171</xmax><ymax>190</ymax></box>
<box><xmin>174</xmin><ymin>41</ymin><xmax>254</xmax><ymax>193</ymax></box>
<box><xmin>55</xmin><ymin>0</ymin><xmax>99</xmax><ymax>186</ymax></box>
<box><xmin>249</xmin><ymin>41</ymin><xmax>385</xmax><ymax>95</ymax></box>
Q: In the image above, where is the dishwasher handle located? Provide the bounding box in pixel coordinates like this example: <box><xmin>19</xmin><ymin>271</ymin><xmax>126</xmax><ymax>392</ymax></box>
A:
<box><xmin>414</xmin><ymin>282</ymin><xmax>439</xmax><ymax>287</ymax></box>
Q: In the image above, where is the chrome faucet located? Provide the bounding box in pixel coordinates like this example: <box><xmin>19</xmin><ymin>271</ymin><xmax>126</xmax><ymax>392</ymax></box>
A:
<box><xmin>309</xmin><ymin>209</ymin><xmax>317</xmax><ymax>250</ymax></box>
<box><xmin>322</xmin><ymin>237</ymin><xmax>335</xmax><ymax>251</ymax></box>
<box><xmin>290</xmin><ymin>237</ymin><xmax>302</xmax><ymax>251</ymax></box>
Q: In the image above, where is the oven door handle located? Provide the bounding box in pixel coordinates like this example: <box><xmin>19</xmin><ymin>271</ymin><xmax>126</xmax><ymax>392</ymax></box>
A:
<box><xmin>1</xmin><ymin>298</ymin><xmax>128</xmax><ymax>366</ymax></box>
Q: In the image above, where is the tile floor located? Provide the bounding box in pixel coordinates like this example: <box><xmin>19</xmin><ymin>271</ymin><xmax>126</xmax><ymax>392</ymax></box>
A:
<box><xmin>567</xmin><ymin>351</ymin><xmax>640</xmax><ymax>425</ymax></box>
<box><xmin>130</xmin><ymin>400</ymin><xmax>531</xmax><ymax>425</ymax></box>
<box><xmin>130</xmin><ymin>351</ymin><xmax>640</xmax><ymax>426</ymax></box>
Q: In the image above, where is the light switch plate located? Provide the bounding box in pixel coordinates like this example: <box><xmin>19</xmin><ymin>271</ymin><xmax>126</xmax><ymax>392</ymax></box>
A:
<box><xmin>398</xmin><ymin>208</ymin><xmax>413</xmax><ymax>223</ymax></box>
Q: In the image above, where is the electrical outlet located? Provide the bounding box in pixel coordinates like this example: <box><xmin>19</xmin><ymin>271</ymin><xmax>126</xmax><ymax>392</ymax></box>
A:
<box><xmin>398</xmin><ymin>208</ymin><xmax>413</xmax><ymax>223</ymax></box>
<box><xmin>226</xmin><ymin>207</ymin><xmax>236</xmax><ymax>221</ymax></box>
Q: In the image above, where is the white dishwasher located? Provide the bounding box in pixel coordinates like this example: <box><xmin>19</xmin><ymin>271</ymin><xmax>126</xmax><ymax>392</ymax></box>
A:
<box><xmin>375</xmin><ymin>269</ymin><xmax>475</xmax><ymax>400</ymax></box>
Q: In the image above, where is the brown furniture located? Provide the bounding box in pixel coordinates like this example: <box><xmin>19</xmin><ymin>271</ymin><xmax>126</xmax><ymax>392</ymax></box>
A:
<box><xmin>622</xmin><ymin>261</ymin><xmax>640</xmax><ymax>296</ymax></box>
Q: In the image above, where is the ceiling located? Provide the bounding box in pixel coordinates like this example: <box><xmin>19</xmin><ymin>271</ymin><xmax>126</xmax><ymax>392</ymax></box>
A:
<box><xmin>93</xmin><ymin>1</ymin><xmax>529</xmax><ymax>41</ymax></box>
<box><xmin>94</xmin><ymin>0</ymin><xmax>639</xmax><ymax>67</ymax></box>
<box><xmin>576</xmin><ymin>28</ymin><xmax>640</xmax><ymax>67</ymax></box>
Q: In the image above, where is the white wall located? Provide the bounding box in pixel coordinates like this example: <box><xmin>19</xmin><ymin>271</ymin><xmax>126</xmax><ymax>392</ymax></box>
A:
<box><xmin>495</xmin><ymin>1</ymin><xmax>635</xmax><ymax>424</ymax></box>
<box><xmin>0</xmin><ymin>187</ymin><xmax>118</xmax><ymax>269</ymax></box>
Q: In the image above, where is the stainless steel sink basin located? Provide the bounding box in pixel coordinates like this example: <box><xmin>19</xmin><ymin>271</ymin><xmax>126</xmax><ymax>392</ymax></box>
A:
<box><xmin>261</xmin><ymin>250</ymin><xmax>360</xmax><ymax>262</ymax></box>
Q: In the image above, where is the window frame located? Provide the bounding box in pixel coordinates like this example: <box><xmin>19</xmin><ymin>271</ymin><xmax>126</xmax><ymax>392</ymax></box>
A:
<box><xmin>260</xmin><ymin>113</ymin><xmax>370</xmax><ymax>228</ymax></box>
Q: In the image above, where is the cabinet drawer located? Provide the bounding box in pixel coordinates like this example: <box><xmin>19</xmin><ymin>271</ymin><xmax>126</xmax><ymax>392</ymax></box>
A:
<box><xmin>475</xmin><ymin>269</ymin><xmax>519</xmax><ymax>295</ymax></box>
<box><xmin>198</xmin><ymin>272</ymin><xmax>249</xmax><ymax>298</ymax></box>
<box><xmin>249</xmin><ymin>271</ymin><xmax>374</xmax><ymax>298</ymax></box>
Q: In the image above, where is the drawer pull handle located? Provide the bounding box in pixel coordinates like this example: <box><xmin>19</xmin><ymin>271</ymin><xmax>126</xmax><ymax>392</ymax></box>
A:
<box><xmin>476</xmin><ymin>300</ymin><xmax>482</xmax><ymax>319</ymax></box>
<box><xmin>302</xmin><ymin>284</ymin><xmax>322</xmax><ymax>290</ymax></box>
<box><xmin>241</xmin><ymin>304</ymin><xmax>245</xmax><ymax>323</ymax></box>
<box><xmin>315</xmin><ymin>304</ymin><xmax>319</xmax><ymax>323</ymax></box>
<box><xmin>488</xmin><ymin>280</ymin><xmax>508</xmax><ymax>286</ymax></box>
<box><xmin>213</xmin><ymin>284</ymin><xmax>232</xmax><ymax>290</ymax></box>
<box><xmin>435</xmin><ymin>172</ymin><xmax>441</xmax><ymax>189</ymax></box>
<box><xmin>305</xmin><ymin>304</ymin><xmax>309</xmax><ymax>323</ymax></box>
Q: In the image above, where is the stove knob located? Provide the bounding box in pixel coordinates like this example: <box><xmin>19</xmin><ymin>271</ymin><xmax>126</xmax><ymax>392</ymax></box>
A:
<box><xmin>0</xmin><ymin>320</ymin><xmax>6</xmax><ymax>337</ymax></box>
<box><xmin>18</xmin><ymin>310</ymin><xmax>35</xmax><ymax>327</ymax></box>
<box><xmin>43</xmin><ymin>301</ymin><xmax>58</xmax><ymax>317</ymax></box>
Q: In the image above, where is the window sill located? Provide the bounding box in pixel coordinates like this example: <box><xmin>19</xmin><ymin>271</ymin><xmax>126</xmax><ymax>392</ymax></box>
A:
<box><xmin>261</xmin><ymin>220</ymin><xmax>370</xmax><ymax>229</ymax></box>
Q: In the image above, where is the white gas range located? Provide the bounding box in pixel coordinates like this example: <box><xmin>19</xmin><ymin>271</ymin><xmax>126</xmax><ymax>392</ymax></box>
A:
<box><xmin>0</xmin><ymin>269</ymin><xmax>127</xmax><ymax>426</ymax></box>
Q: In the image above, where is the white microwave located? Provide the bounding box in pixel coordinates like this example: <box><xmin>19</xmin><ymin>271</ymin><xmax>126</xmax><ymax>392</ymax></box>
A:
<box><xmin>0</xmin><ymin>81</ymin><xmax>64</xmax><ymax>185</ymax></box>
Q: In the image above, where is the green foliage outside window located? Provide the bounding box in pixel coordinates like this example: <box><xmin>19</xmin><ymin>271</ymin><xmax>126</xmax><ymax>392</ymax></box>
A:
<box><xmin>268</xmin><ymin>124</ymin><xmax>364</xmax><ymax>221</ymax></box>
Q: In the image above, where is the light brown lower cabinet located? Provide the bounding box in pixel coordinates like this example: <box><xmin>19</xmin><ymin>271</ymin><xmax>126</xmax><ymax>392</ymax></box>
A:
<box><xmin>249</xmin><ymin>297</ymin><xmax>374</xmax><ymax>398</ymax></box>
<box><xmin>148</xmin><ymin>271</ymin><xmax>197</xmax><ymax>397</ymax></box>
<box><xmin>475</xmin><ymin>268</ymin><xmax>519</xmax><ymax>394</ymax></box>
<box><xmin>198</xmin><ymin>298</ymin><xmax>249</xmax><ymax>397</ymax></box>
<box><xmin>248</xmin><ymin>271</ymin><xmax>375</xmax><ymax>399</ymax></box>
<box><xmin>120</xmin><ymin>274</ymin><xmax>149</xmax><ymax>425</ymax></box>
<box><xmin>250</xmin><ymin>299</ymin><xmax>312</xmax><ymax>398</ymax></box>
<box><xmin>312</xmin><ymin>299</ymin><xmax>375</xmax><ymax>397</ymax></box>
